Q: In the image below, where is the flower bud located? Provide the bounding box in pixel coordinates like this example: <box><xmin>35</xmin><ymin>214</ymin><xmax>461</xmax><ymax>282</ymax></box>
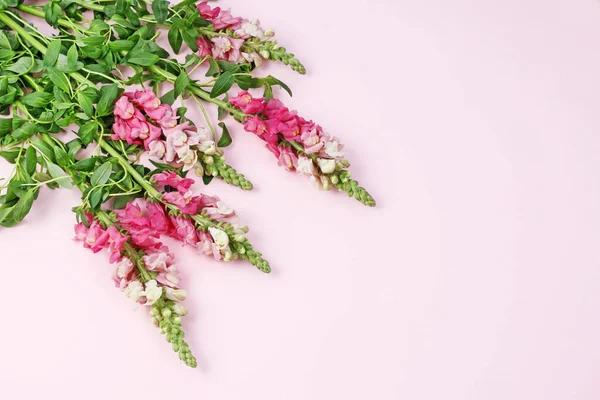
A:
<box><xmin>172</xmin><ymin>304</ymin><xmax>188</xmax><ymax>316</ymax></box>
<box><xmin>259</xmin><ymin>50</ymin><xmax>270</xmax><ymax>58</ymax></box>
<box><xmin>264</xmin><ymin>29</ymin><xmax>275</xmax><ymax>37</ymax></box>
<box><xmin>152</xmin><ymin>317</ymin><xmax>160</xmax><ymax>327</ymax></box>
<box><xmin>162</xmin><ymin>308</ymin><xmax>172</xmax><ymax>318</ymax></box>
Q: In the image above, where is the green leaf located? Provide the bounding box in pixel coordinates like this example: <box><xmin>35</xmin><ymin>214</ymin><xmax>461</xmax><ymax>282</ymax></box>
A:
<box><xmin>12</xmin><ymin>189</ymin><xmax>35</xmax><ymax>223</ymax></box>
<box><xmin>217</xmin><ymin>122</ymin><xmax>232</xmax><ymax>148</ymax></box>
<box><xmin>31</xmin><ymin>139</ymin><xmax>56</xmax><ymax>163</ymax></box>
<box><xmin>263</xmin><ymin>83</ymin><xmax>273</xmax><ymax>101</ymax></box>
<box><xmin>0</xmin><ymin>48</ymin><xmax>14</xmax><ymax>61</ymax></box>
<box><xmin>47</xmin><ymin>162</ymin><xmax>72</xmax><ymax>189</ymax></box>
<box><xmin>160</xmin><ymin>89</ymin><xmax>175</xmax><ymax>106</ymax></box>
<box><xmin>0</xmin><ymin>117</ymin><xmax>11</xmax><ymax>138</ymax></box>
<box><xmin>266</xmin><ymin>76</ymin><xmax>293</xmax><ymax>97</ymax></box>
<box><xmin>108</xmin><ymin>40</ymin><xmax>135</xmax><ymax>52</ymax></box>
<box><xmin>113</xmin><ymin>194</ymin><xmax>135</xmax><ymax>210</ymax></box>
<box><xmin>53</xmin><ymin>146</ymin><xmax>69</xmax><ymax>168</ymax></box>
<box><xmin>66</xmin><ymin>139</ymin><xmax>82</xmax><ymax>158</ymax></box>
<box><xmin>6</xmin><ymin>56</ymin><xmax>32</xmax><ymax>74</ymax></box>
<box><xmin>25</xmin><ymin>146</ymin><xmax>37</xmax><ymax>175</ymax></box>
<box><xmin>206</xmin><ymin>57</ymin><xmax>220</xmax><ymax>77</ymax></box>
<box><xmin>152</xmin><ymin>0</ymin><xmax>169</xmax><ymax>24</ymax></box>
<box><xmin>70</xmin><ymin>157</ymin><xmax>96</xmax><ymax>172</ymax></box>
<box><xmin>0</xmin><ymin>149</ymin><xmax>20</xmax><ymax>164</ymax></box>
<box><xmin>126</xmin><ymin>51</ymin><xmax>160</xmax><ymax>66</ymax></box>
<box><xmin>77</xmin><ymin>121</ymin><xmax>97</xmax><ymax>146</ymax></box>
<box><xmin>210</xmin><ymin>71</ymin><xmax>234</xmax><ymax>98</ymax></box>
<box><xmin>21</xmin><ymin>92</ymin><xmax>53</xmax><ymax>108</ymax></box>
<box><xmin>11</xmin><ymin>123</ymin><xmax>38</xmax><ymax>140</ymax></box>
<box><xmin>67</xmin><ymin>44</ymin><xmax>78</xmax><ymax>70</ymax></box>
<box><xmin>46</xmin><ymin>67</ymin><xmax>71</xmax><ymax>93</ymax></box>
<box><xmin>174</xmin><ymin>71</ymin><xmax>190</xmax><ymax>98</ymax></box>
<box><xmin>77</xmin><ymin>92</ymin><xmax>94</xmax><ymax>117</ymax></box>
<box><xmin>181</xmin><ymin>28</ymin><xmax>198</xmax><ymax>52</ymax></box>
<box><xmin>168</xmin><ymin>27</ymin><xmax>182</xmax><ymax>54</ymax></box>
<box><xmin>91</xmin><ymin>162</ymin><xmax>112</xmax><ymax>187</ymax></box>
<box><xmin>202</xmin><ymin>175</ymin><xmax>214</xmax><ymax>185</ymax></box>
<box><xmin>0</xmin><ymin>31</ymin><xmax>10</xmax><ymax>49</ymax></box>
<box><xmin>89</xmin><ymin>188</ymin><xmax>104</xmax><ymax>209</ymax></box>
<box><xmin>97</xmin><ymin>83</ymin><xmax>119</xmax><ymax>116</ymax></box>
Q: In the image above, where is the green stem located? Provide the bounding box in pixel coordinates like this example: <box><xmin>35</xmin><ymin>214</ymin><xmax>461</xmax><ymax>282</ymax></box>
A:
<box><xmin>71</xmin><ymin>0</ymin><xmax>105</xmax><ymax>12</ymax></box>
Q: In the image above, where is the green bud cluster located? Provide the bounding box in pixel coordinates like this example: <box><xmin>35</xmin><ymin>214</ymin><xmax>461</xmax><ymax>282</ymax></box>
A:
<box><xmin>205</xmin><ymin>154</ymin><xmax>253</xmax><ymax>191</ymax></box>
<box><xmin>259</xmin><ymin>41</ymin><xmax>306</xmax><ymax>75</ymax></box>
<box><xmin>332</xmin><ymin>171</ymin><xmax>376</xmax><ymax>207</ymax></box>
<box><xmin>151</xmin><ymin>300</ymin><xmax>197</xmax><ymax>368</ymax></box>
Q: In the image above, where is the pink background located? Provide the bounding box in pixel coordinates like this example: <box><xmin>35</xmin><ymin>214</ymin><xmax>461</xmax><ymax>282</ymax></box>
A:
<box><xmin>2</xmin><ymin>0</ymin><xmax>600</xmax><ymax>398</ymax></box>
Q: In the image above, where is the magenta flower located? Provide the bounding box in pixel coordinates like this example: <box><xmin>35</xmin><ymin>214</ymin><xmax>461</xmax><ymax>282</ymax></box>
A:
<box><xmin>169</xmin><ymin>216</ymin><xmax>198</xmax><ymax>247</ymax></box>
<box><xmin>277</xmin><ymin>146</ymin><xmax>298</xmax><ymax>171</ymax></box>
<box><xmin>211</xmin><ymin>9</ymin><xmax>242</xmax><ymax>30</ymax></box>
<box><xmin>230</xmin><ymin>91</ymin><xmax>265</xmax><ymax>114</ymax></box>
<box><xmin>153</xmin><ymin>171</ymin><xmax>194</xmax><ymax>193</ymax></box>
<box><xmin>197</xmin><ymin>1</ymin><xmax>221</xmax><ymax>20</ymax></box>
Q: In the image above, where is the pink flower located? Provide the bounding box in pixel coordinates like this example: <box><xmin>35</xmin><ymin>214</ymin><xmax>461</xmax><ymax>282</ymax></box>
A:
<box><xmin>278</xmin><ymin>117</ymin><xmax>302</xmax><ymax>140</ymax></box>
<box><xmin>163</xmin><ymin>191</ymin><xmax>201</xmax><ymax>215</ymax></box>
<box><xmin>144</xmin><ymin>124</ymin><xmax>162</xmax><ymax>150</ymax></box>
<box><xmin>244</xmin><ymin>116</ymin><xmax>268</xmax><ymax>136</ymax></box>
<box><xmin>266</xmin><ymin>142</ymin><xmax>280</xmax><ymax>158</ymax></box>
<box><xmin>114</xmin><ymin>96</ymin><xmax>135</xmax><ymax>120</ymax></box>
<box><xmin>301</xmin><ymin>127</ymin><xmax>324</xmax><ymax>154</ymax></box>
<box><xmin>106</xmin><ymin>227</ymin><xmax>127</xmax><ymax>263</ymax></box>
<box><xmin>143</xmin><ymin>251</ymin><xmax>175</xmax><ymax>272</ymax></box>
<box><xmin>145</xmin><ymin>104</ymin><xmax>170</xmax><ymax>121</ymax></box>
<box><xmin>153</xmin><ymin>171</ymin><xmax>194</xmax><ymax>193</ymax></box>
<box><xmin>277</xmin><ymin>146</ymin><xmax>298</xmax><ymax>171</ymax></box>
<box><xmin>197</xmin><ymin>37</ymin><xmax>212</xmax><ymax>58</ymax></box>
<box><xmin>115</xmin><ymin>201</ymin><xmax>149</xmax><ymax>228</ymax></box>
<box><xmin>264</xmin><ymin>99</ymin><xmax>297</xmax><ymax>122</ymax></box>
<box><xmin>211</xmin><ymin>37</ymin><xmax>244</xmax><ymax>63</ymax></box>
<box><xmin>133</xmin><ymin>89</ymin><xmax>160</xmax><ymax>111</ymax></box>
<box><xmin>197</xmin><ymin>1</ymin><xmax>220</xmax><ymax>20</ymax></box>
<box><xmin>230</xmin><ymin>91</ymin><xmax>265</xmax><ymax>114</ymax></box>
<box><xmin>211</xmin><ymin>9</ymin><xmax>242</xmax><ymax>30</ymax></box>
<box><xmin>113</xmin><ymin>257</ymin><xmax>135</xmax><ymax>289</ymax></box>
<box><xmin>169</xmin><ymin>216</ymin><xmax>198</xmax><ymax>246</ymax></box>
<box><xmin>148</xmin><ymin>140</ymin><xmax>166</xmax><ymax>158</ymax></box>
<box><xmin>129</xmin><ymin>227</ymin><xmax>161</xmax><ymax>249</ymax></box>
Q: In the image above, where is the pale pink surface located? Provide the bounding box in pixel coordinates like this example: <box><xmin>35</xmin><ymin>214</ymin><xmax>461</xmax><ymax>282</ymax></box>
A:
<box><xmin>2</xmin><ymin>0</ymin><xmax>600</xmax><ymax>399</ymax></box>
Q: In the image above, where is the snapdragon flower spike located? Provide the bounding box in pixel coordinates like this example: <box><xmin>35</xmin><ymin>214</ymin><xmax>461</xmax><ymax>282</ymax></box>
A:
<box><xmin>195</xmin><ymin>1</ymin><xmax>306</xmax><ymax>74</ymax></box>
<box><xmin>114</xmin><ymin>172</ymin><xmax>270</xmax><ymax>272</ymax></box>
<box><xmin>74</xmin><ymin>213</ymin><xmax>197</xmax><ymax>367</ymax></box>
<box><xmin>229</xmin><ymin>91</ymin><xmax>376</xmax><ymax>207</ymax></box>
<box><xmin>112</xmin><ymin>89</ymin><xmax>252</xmax><ymax>190</ymax></box>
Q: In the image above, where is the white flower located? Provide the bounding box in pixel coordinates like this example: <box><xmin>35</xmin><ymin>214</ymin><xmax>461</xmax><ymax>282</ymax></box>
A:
<box><xmin>171</xmin><ymin>130</ymin><xmax>188</xmax><ymax>147</ymax></box>
<box><xmin>176</xmin><ymin>145</ymin><xmax>198</xmax><ymax>172</ymax></box>
<box><xmin>235</xmin><ymin>20</ymin><xmax>265</xmax><ymax>39</ymax></box>
<box><xmin>115</xmin><ymin>258</ymin><xmax>134</xmax><ymax>279</ymax></box>
<box><xmin>193</xmin><ymin>162</ymin><xmax>204</xmax><ymax>177</ymax></box>
<box><xmin>125</xmin><ymin>281</ymin><xmax>144</xmax><ymax>303</ymax></box>
<box><xmin>208</xmin><ymin>227</ymin><xmax>229</xmax><ymax>249</ymax></box>
<box><xmin>221</xmin><ymin>247</ymin><xmax>233</xmax><ymax>262</ymax></box>
<box><xmin>142</xmin><ymin>280</ymin><xmax>163</xmax><ymax>306</ymax></box>
<box><xmin>216</xmin><ymin>201</ymin><xmax>234</xmax><ymax>216</ymax></box>
<box><xmin>324</xmin><ymin>139</ymin><xmax>345</xmax><ymax>159</ymax></box>
<box><xmin>143</xmin><ymin>252</ymin><xmax>171</xmax><ymax>271</ymax></box>
<box><xmin>241</xmin><ymin>52</ymin><xmax>263</xmax><ymax>68</ymax></box>
<box><xmin>197</xmin><ymin>140</ymin><xmax>217</xmax><ymax>155</ymax></box>
<box><xmin>165</xmin><ymin>287</ymin><xmax>188</xmax><ymax>302</ymax></box>
<box><xmin>310</xmin><ymin>175</ymin><xmax>331</xmax><ymax>190</ymax></box>
<box><xmin>172</xmin><ymin>304</ymin><xmax>188</xmax><ymax>316</ymax></box>
<box><xmin>296</xmin><ymin>156</ymin><xmax>316</xmax><ymax>175</ymax></box>
<box><xmin>317</xmin><ymin>158</ymin><xmax>336</xmax><ymax>174</ymax></box>
<box><xmin>148</xmin><ymin>140</ymin><xmax>166</xmax><ymax>159</ymax></box>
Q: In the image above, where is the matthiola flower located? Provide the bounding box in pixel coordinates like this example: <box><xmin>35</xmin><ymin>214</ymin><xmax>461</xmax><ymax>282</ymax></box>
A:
<box><xmin>230</xmin><ymin>91</ymin><xmax>265</xmax><ymax>114</ymax></box>
<box><xmin>165</xmin><ymin>287</ymin><xmax>188</xmax><ymax>302</ymax></box>
<box><xmin>153</xmin><ymin>172</ymin><xmax>194</xmax><ymax>193</ymax></box>
<box><xmin>296</xmin><ymin>156</ymin><xmax>316</xmax><ymax>175</ymax></box>
<box><xmin>169</xmin><ymin>216</ymin><xmax>198</xmax><ymax>246</ymax></box>
<box><xmin>211</xmin><ymin>9</ymin><xmax>243</xmax><ymax>30</ymax></box>
<box><xmin>197</xmin><ymin>1</ymin><xmax>220</xmax><ymax>20</ymax></box>
<box><xmin>242</xmin><ymin>52</ymin><xmax>264</xmax><ymax>68</ymax></box>
<box><xmin>197</xmin><ymin>37</ymin><xmax>212</xmax><ymax>58</ymax></box>
<box><xmin>235</xmin><ymin>19</ymin><xmax>265</xmax><ymax>40</ymax></box>
<box><xmin>317</xmin><ymin>158</ymin><xmax>336</xmax><ymax>174</ymax></box>
<box><xmin>125</xmin><ymin>280</ymin><xmax>144</xmax><ymax>303</ymax></box>
<box><xmin>278</xmin><ymin>146</ymin><xmax>298</xmax><ymax>171</ymax></box>
<box><xmin>208</xmin><ymin>227</ymin><xmax>229</xmax><ymax>249</ymax></box>
<box><xmin>113</xmin><ymin>257</ymin><xmax>135</xmax><ymax>289</ymax></box>
<box><xmin>142</xmin><ymin>280</ymin><xmax>163</xmax><ymax>305</ymax></box>
<box><xmin>211</xmin><ymin>37</ymin><xmax>244</xmax><ymax>63</ymax></box>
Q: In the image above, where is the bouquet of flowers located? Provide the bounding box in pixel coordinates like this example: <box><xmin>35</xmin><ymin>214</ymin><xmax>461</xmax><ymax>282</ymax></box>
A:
<box><xmin>0</xmin><ymin>0</ymin><xmax>375</xmax><ymax>367</ymax></box>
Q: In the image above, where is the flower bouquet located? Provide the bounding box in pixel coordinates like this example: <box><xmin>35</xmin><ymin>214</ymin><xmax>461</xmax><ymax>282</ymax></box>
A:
<box><xmin>0</xmin><ymin>0</ymin><xmax>375</xmax><ymax>367</ymax></box>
